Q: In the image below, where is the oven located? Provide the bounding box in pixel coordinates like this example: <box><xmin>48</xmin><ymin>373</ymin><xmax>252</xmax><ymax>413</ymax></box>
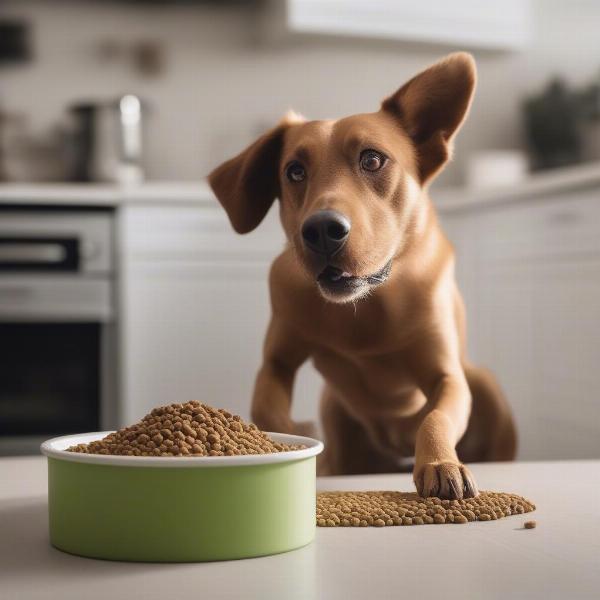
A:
<box><xmin>0</xmin><ymin>207</ymin><xmax>118</xmax><ymax>455</ymax></box>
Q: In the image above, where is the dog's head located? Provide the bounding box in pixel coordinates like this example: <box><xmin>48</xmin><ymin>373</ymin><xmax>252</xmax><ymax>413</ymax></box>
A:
<box><xmin>209</xmin><ymin>53</ymin><xmax>476</xmax><ymax>303</ymax></box>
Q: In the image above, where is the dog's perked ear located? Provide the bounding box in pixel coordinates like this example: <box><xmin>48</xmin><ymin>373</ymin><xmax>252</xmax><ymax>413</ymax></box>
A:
<box><xmin>208</xmin><ymin>122</ymin><xmax>289</xmax><ymax>234</ymax></box>
<box><xmin>382</xmin><ymin>52</ymin><xmax>476</xmax><ymax>184</ymax></box>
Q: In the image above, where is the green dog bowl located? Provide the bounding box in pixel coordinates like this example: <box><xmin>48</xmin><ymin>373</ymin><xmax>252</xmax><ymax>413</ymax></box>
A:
<box><xmin>41</xmin><ymin>431</ymin><xmax>323</xmax><ymax>562</ymax></box>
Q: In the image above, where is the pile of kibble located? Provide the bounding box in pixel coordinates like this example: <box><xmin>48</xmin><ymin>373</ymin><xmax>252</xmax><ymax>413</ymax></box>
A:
<box><xmin>67</xmin><ymin>401</ymin><xmax>304</xmax><ymax>456</ymax></box>
<box><xmin>316</xmin><ymin>491</ymin><xmax>535</xmax><ymax>527</ymax></box>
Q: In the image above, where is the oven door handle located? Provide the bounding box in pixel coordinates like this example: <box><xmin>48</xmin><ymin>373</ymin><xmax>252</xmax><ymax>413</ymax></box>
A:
<box><xmin>0</xmin><ymin>243</ymin><xmax>67</xmax><ymax>263</ymax></box>
<box><xmin>0</xmin><ymin>237</ymin><xmax>79</xmax><ymax>272</ymax></box>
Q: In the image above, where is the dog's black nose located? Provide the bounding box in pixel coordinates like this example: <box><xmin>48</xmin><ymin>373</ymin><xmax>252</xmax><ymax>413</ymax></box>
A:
<box><xmin>301</xmin><ymin>210</ymin><xmax>351</xmax><ymax>256</ymax></box>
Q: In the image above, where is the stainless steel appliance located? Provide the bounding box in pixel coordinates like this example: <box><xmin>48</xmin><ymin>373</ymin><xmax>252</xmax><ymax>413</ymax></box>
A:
<box><xmin>68</xmin><ymin>95</ymin><xmax>144</xmax><ymax>184</ymax></box>
<box><xmin>0</xmin><ymin>207</ymin><xmax>118</xmax><ymax>455</ymax></box>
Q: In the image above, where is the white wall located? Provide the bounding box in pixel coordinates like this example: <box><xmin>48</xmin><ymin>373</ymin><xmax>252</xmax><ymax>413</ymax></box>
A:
<box><xmin>2</xmin><ymin>0</ymin><xmax>600</xmax><ymax>186</ymax></box>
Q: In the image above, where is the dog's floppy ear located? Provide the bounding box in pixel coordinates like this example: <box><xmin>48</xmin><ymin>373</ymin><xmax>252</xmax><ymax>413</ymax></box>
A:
<box><xmin>382</xmin><ymin>52</ymin><xmax>476</xmax><ymax>184</ymax></box>
<box><xmin>208</xmin><ymin>121</ymin><xmax>290</xmax><ymax>234</ymax></box>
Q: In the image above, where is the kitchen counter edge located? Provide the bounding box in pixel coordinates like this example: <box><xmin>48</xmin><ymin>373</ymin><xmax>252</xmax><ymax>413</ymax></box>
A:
<box><xmin>432</xmin><ymin>160</ymin><xmax>600</xmax><ymax>214</ymax></box>
<box><xmin>0</xmin><ymin>181</ymin><xmax>217</xmax><ymax>207</ymax></box>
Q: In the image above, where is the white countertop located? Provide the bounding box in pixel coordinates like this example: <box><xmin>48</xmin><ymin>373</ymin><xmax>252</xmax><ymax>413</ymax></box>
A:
<box><xmin>433</xmin><ymin>160</ymin><xmax>600</xmax><ymax>213</ymax></box>
<box><xmin>0</xmin><ymin>181</ymin><xmax>216</xmax><ymax>206</ymax></box>
<box><xmin>2</xmin><ymin>457</ymin><xmax>599</xmax><ymax>599</ymax></box>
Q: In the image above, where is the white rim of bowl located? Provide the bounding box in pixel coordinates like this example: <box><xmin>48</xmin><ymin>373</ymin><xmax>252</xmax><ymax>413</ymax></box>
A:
<box><xmin>41</xmin><ymin>431</ymin><xmax>324</xmax><ymax>468</ymax></box>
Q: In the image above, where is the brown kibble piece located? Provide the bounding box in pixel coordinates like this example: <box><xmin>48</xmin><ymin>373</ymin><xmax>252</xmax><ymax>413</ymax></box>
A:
<box><xmin>182</xmin><ymin>423</ymin><xmax>195</xmax><ymax>437</ymax></box>
<box><xmin>316</xmin><ymin>491</ymin><xmax>535</xmax><ymax>527</ymax></box>
<box><xmin>524</xmin><ymin>520</ymin><xmax>537</xmax><ymax>529</ymax></box>
<box><xmin>67</xmin><ymin>402</ymin><xmax>305</xmax><ymax>457</ymax></box>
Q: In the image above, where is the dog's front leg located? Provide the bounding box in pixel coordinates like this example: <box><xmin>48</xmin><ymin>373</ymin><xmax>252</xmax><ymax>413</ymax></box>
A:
<box><xmin>252</xmin><ymin>362</ymin><xmax>300</xmax><ymax>434</ymax></box>
<box><xmin>250</xmin><ymin>317</ymin><xmax>315</xmax><ymax>437</ymax></box>
<box><xmin>413</xmin><ymin>372</ymin><xmax>479</xmax><ymax>499</ymax></box>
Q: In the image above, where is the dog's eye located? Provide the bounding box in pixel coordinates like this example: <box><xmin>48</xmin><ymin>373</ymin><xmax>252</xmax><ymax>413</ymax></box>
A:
<box><xmin>285</xmin><ymin>161</ymin><xmax>306</xmax><ymax>183</ymax></box>
<box><xmin>360</xmin><ymin>150</ymin><xmax>386</xmax><ymax>172</ymax></box>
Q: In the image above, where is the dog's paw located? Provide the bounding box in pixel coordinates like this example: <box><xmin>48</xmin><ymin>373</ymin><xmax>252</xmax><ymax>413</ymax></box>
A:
<box><xmin>293</xmin><ymin>420</ymin><xmax>318</xmax><ymax>439</ymax></box>
<box><xmin>292</xmin><ymin>420</ymin><xmax>319</xmax><ymax>439</ymax></box>
<box><xmin>414</xmin><ymin>461</ymin><xmax>478</xmax><ymax>500</ymax></box>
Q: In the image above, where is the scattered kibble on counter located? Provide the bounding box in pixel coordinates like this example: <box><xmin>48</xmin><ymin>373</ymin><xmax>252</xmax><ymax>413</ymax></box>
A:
<box><xmin>316</xmin><ymin>491</ymin><xmax>535</xmax><ymax>527</ymax></box>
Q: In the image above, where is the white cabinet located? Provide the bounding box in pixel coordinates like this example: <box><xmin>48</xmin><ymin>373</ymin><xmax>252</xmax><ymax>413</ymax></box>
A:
<box><xmin>440</xmin><ymin>188</ymin><xmax>600</xmax><ymax>459</ymax></box>
<box><xmin>118</xmin><ymin>203</ymin><xmax>322</xmax><ymax>427</ymax></box>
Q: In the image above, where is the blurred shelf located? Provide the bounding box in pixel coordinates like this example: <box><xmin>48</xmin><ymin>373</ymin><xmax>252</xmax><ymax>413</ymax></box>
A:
<box><xmin>282</xmin><ymin>0</ymin><xmax>532</xmax><ymax>50</ymax></box>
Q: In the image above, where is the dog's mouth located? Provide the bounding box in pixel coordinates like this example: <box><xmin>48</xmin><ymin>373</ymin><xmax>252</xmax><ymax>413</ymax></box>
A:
<box><xmin>316</xmin><ymin>260</ymin><xmax>392</xmax><ymax>300</ymax></box>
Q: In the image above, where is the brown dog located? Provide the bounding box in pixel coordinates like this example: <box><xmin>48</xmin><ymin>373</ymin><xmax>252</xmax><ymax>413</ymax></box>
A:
<box><xmin>209</xmin><ymin>53</ymin><xmax>517</xmax><ymax>499</ymax></box>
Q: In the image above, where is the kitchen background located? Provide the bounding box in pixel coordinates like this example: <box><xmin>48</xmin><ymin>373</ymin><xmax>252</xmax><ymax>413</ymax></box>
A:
<box><xmin>1</xmin><ymin>0</ymin><xmax>599</xmax><ymax>461</ymax></box>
